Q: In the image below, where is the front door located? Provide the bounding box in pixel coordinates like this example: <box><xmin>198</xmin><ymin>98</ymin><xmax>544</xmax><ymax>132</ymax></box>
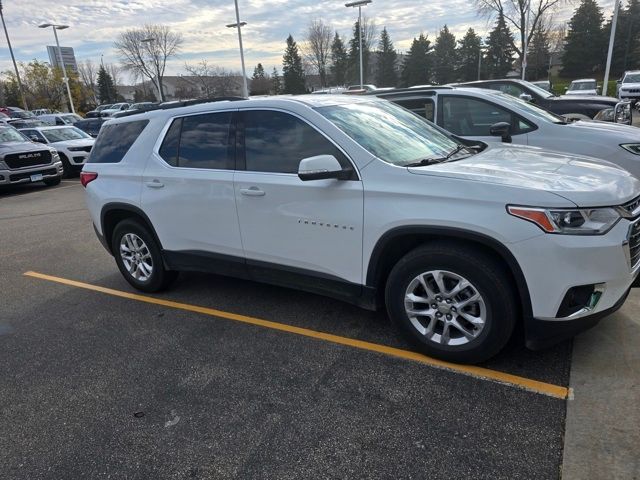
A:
<box><xmin>234</xmin><ymin>109</ymin><xmax>364</xmax><ymax>289</ymax></box>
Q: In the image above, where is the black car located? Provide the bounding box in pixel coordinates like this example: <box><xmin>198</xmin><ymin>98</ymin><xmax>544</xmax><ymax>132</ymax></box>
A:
<box><xmin>454</xmin><ymin>79</ymin><xmax>631</xmax><ymax>124</ymax></box>
<box><xmin>74</xmin><ymin>118</ymin><xmax>107</xmax><ymax>138</ymax></box>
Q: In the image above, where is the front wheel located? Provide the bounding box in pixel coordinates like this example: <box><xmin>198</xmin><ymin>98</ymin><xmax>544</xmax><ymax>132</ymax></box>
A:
<box><xmin>112</xmin><ymin>219</ymin><xmax>177</xmax><ymax>292</ymax></box>
<box><xmin>385</xmin><ymin>243</ymin><xmax>518</xmax><ymax>364</ymax></box>
<box><xmin>43</xmin><ymin>177</ymin><xmax>61</xmax><ymax>186</ymax></box>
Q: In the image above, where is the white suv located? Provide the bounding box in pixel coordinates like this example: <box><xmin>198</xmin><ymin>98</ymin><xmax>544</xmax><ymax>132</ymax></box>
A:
<box><xmin>619</xmin><ymin>70</ymin><xmax>640</xmax><ymax>107</ymax></box>
<box><xmin>82</xmin><ymin>96</ymin><xmax>640</xmax><ymax>363</ymax></box>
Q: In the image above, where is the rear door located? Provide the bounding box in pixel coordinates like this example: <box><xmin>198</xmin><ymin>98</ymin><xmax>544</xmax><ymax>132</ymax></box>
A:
<box><xmin>141</xmin><ymin>110</ymin><xmax>244</xmax><ymax>263</ymax></box>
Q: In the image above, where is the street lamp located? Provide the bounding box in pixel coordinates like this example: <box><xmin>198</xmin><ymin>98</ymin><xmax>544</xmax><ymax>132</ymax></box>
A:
<box><xmin>0</xmin><ymin>1</ymin><xmax>28</xmax><ymax>109</ymax></box>
<box><xmin>345</xmin><ymin>0</ymin><xmax>371</xmax><ymax>90</ymax></box>
<box><xmin>226</xmin><ymin>0</ymin><xmax>248</xmax><ymax>97</ymax></box>
<box><xmin>141</xmin><ymin>37</ymin><xmax>164</xmax><ymax>102</ymax></box>
<box><xmin>39</xmin><ymin>23</ymin><xmax>75</xmax><ymax>114</ymax></box>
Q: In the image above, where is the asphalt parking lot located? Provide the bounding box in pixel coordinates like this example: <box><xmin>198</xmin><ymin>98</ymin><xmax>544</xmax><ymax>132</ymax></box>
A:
<box><xmin>0</xmin><ymin>179</ymin><xmax>578</xmax><ymax>480</ymax></box>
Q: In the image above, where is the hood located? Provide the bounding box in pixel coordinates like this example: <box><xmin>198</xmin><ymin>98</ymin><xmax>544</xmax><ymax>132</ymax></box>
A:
<box><xmin>555</xmin><ymin>94</ymin><xmax>620</xmax><ymax>104</ymax></box>
<box><xmin>408</xmin><ymin>145</ymin><xmax>640</xmax><ymax>207</ymax></box>
<box><xmin>50</xmin><ymin>138</ymin><xmax>94</xmax><ymax>147</ymax></box>
<box><xmin>566</xmin><ymin>120</ymin><xmax>640</xmax><ymax>139</ymax></box>
<box><xmin>0</xmin><ymin>141</ymin><xmax>52</xmax><ymax>157</ymax></box>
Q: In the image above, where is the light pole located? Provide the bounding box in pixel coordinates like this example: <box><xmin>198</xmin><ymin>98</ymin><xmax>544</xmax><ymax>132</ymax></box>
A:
<box><xmin>0</xmin><ymin>1</ymin><xmax>28</xmax><ymax>109</ymax></box>
<box><xmin>521</xmin><ymin>0</ymin><xmax>532</xmax><ymax>80</ymax></box>
<box><xmin>226</xmin><ymin>0</ymin><xmax>248</xmax><ymax>98</ymax></box>
<box><xmin>603</xmin><ymin>0</ymin><xmax>621</xmax><ymax>97</ymax></box>
<box><xmin>141</xmin><ymin>37</ymin><xmax>163</xmax><ymax>102</ymax></box>
<box><xmin>477</xmin><ymin>43</ymin><xmax>484</xmax><ymax>81</ymax></box>
<box><xmin>345</xmin><ymin>0</ymin><xmax>371</xmax><ymax>90</ymax></box>
<box><xmin>39</xmin><ymin>23</ymin><xmax>75</xmax><ymax>113</ymax></box>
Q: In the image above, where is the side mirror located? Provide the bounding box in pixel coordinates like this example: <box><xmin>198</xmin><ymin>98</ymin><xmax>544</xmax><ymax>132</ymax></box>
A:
<box><xmin>519</xmin><ymin>93</ymin><xmax>533</xmax><ymax>102</ymax></box>
<box><xmin>489</xmin><ymin>122</ymin><xmax>512</xmax><ymax>143</ymax></box>
<box><xmin>298</xmin><ymin>155</ymin><xmax>350</xmax><ymax>181</ymax></box>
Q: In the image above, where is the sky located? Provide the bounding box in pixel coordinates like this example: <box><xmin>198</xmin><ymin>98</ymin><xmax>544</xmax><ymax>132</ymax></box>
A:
<box><xmin>0</xmin><ymin>0</ymin><xmax>619</xmax><ymax>84</ymax></box>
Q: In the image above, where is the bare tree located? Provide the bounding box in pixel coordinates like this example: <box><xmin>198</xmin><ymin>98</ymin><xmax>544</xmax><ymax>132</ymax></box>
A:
<box><xmin>106</xmin><ymin>63</ymin><xmax>121</xmax><ymax>87</ymax></box>
<box><xmin>77</xmin><ymin>60</ymin><xmax>98</xmax><ymax>103</ymax></box>
<box><xmin>182</xmin><ymin>60</ymin><xmax>241</xmax><ymax>97</ymax></box>
<box><xmin>475</xmin><ymin>0</ymin><xmax>569</xmax><ymax>72</ymax></box>
<box><xmin>303</xmin><ymin>19</ymin><xmax>333</xmax><ymax>87</ymax></box>
<box><xmin>114</xmin><ymin>24</ymin><xmax>183</xmax><ymax>101</ymax></box>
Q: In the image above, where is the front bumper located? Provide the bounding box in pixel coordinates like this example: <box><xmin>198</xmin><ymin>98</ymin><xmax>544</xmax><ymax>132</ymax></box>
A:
<box><xmin>0</xmin><ymin>161</ymin><xmax>64</xmax><ymax>185</ymax></box>
<box><xmin>509</xmin><ymin>218</ymin><xmax>638</xmax><ymax>346</ymax></box>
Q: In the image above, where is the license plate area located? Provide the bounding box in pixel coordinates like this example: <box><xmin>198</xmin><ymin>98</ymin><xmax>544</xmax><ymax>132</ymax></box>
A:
<box><xmin>30</xmin><ymin>173</ymin><xmax>43</xmax><ymax>182</ymax></box>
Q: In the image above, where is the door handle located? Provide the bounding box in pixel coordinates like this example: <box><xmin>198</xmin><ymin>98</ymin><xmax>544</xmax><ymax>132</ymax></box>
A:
<box><xmin>145</xmin><ymin>180</ymin><xmax>164</xmax><ymax>188</ymax></box>
<box><xmin>240</xmin><ymin>187</ymin><xmax>265</xmax><ymax>197</ymax></box>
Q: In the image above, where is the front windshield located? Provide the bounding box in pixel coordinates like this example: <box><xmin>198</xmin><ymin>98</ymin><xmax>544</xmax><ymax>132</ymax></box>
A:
<box><xmin>495</xmin><ymin>92</ymin><xmax>566</xmax><ymax>124</ymax></box>
<box><xmin>12</xmin><ymin>111</ymin><xmax>35</xmax><ymax>119</ymax></box>
<box><xmin>624</xmin><ymin>73</ymin><xmax>640</xmax><ymax>83</ymax></box>
<box><xmin>42</xmin><ymin>127</ymin><xmax>90</xmax><ymax>143</ymax></box>
<box><xmin>0</xmin><ymin>127</ymin><xmax>28</xmax><ymax>143</ymax></box>
<box><xmin>522</xmin><ymin>81</ymin><xmax>555</xmax><ymax>99</ymax></box>
<box><xmin>570</xmin><ymin>81</ymin><xmax>596</xmax><ymax>90</ymax></box>
<box><xmin>316</xmin><ymin>101</ymin><xmax>460</xmax><ymax>166</ymax></box>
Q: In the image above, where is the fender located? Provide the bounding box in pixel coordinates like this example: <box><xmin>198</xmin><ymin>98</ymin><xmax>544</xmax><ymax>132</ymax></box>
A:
<box><xmin>366</xmin><ymin>225</ymin><xmax>533</xmax><ymax>319</ymax></box>
<box><xmin>100</xmin><ymin>202</ymin><xmax>164</xmax><ymax>256</ymax></box>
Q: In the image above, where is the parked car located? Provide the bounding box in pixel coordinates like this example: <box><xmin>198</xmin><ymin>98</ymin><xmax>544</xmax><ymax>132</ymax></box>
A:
<box><xmin>455</xmin><ymin>79</ymin><xmax>631</xmax><ymax>123</ymax></box>
<box><xmin>618</xmin><ymin>70</ymin><xmax>640</xmax><ymax>107</ymax></box>
<box><xmin>0</xmin><ymin>125</ymin><xmax>63</xmax><ymax>187</ymax></box>
<box><xmin>347</xmin><ymin>84</ymin><xmax>377</xmax><ymax>92</ymax></box>
<box><xmin>31</xmin><ymin>108</ymin><xmax>57</xmax><ymax>116</ymax></box>
<box><xmin>112</xmin><ymin>102</ymin><xmax>160</xmax><ymax>118</ymax></box>
<box><xmin>374</xmin><ymin>86</ymin><xmax>640</xmax><ymax>178</ymax></box>
<box><xmin>2</xmin><ymin>107</ymin><xmax>36</xmax><ymax>120</ymax></box>
<box><xmin>530</xmin><ymin>80</ymin><xmax>552</xmax><ymax>92</ymax></box>
<box><xmin>99</xmin><ymin>103</ymin><xmax>131</xmax><ymax>117</ymax></box>
<box><xmin>19</xmin><ymin>125</ymin><xmax>94</xmax><ymax>177</ymax></box>
<box><xmin>74</xmin><ymin>118</ymin><xmax>107</xmax><ymax>138</ymax></box>
<box><xmin>7</xmin><ymin>119</ymin><xmax>48</xmax><ymax>129</ymax></box>
<box><xmin>38</xmin><ymin>113</ymin><xmax>83</xmax><ymax>126</ymax></box>
<box><xmin>82</xmin><ymin>95</ymin><xmax>640</xmax><ymax>364</ymax></box>
<box><xmin>565</xmin><ymin>78</ymin><xmax>599</xmax><ymax>96</ymax></box>
<box><xmin>85</xmin><ymin>104</ymin><xmax>113</xmax><ymax>118</ymax></box>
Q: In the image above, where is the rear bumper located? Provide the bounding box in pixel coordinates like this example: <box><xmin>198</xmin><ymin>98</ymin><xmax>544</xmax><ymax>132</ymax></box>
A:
<box><xmin>525</xmin><ymin>287</ymin><xmax>630</xmax><ymax>350</ymax></box>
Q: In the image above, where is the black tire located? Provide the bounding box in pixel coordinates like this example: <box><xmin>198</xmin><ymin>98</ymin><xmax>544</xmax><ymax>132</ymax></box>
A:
<box><xmin>43</xmin><ymin>177</ymin><xmax>61</xmax><ymax>186</ymax></box>
<box><xmin>58</xmin><ymin>153</ymin><xmax>73</xmax><ymax>178</ymax></box>
<box><xmin>385</xmin><ymin>242</ymin><xmax>518</xmax><ymax>364</ymax></box>
<box><xmin>112</xmin><ymin>219</ymin><xmax>177</xmax><ymax>292</ymax></box>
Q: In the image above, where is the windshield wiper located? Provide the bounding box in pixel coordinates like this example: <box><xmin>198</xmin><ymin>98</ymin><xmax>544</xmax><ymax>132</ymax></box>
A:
<box><xmin>442</xmin><ymin>144</ymin><xmax>468</xmax><ymax>161</ymax></box>
<box><xmin>404</xmin><ymin>157</ymin><xmax>444</xmax><ymax>167</ymax></box>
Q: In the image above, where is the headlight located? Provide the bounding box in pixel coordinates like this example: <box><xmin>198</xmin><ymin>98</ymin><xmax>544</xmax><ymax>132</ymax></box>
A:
<box><xmin>621</xmin><ymin>144</ymin><xmax>640</xmax><ymax>155</ymax></box>
<box><xmin>67</xmin><ymin>146</ymin><xmax>87</xmax><ymax>152</ymax></box>
<box><xmin>507</xmin><ymin>206</ymin><xmax>621</xmax><ymax>234</ymax></box>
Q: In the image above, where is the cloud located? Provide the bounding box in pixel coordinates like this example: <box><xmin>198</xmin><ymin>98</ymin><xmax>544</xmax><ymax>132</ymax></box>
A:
<box><xmin>0</xmin><ymin>0</ymin><xmax>617</xmax><ymax>82</ymax></box>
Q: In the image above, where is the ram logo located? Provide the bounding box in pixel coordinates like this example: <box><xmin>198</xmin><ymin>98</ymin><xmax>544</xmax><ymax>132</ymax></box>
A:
<box><xmin>18</xmin><ymin>153</ymin><xmax>36</xmax><ymax>160</ymax></box>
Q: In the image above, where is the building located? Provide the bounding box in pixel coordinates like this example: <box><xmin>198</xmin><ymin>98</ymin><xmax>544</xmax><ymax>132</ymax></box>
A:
<box><xmin>46</xmin><ymin>46</ymin><xmax>78</xmax><ymax>74</ymax></box>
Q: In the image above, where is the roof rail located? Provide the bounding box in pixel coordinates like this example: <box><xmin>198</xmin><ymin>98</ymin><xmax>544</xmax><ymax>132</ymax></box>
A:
<box><xmin>370</xmin><ymin>86</ymin><xmax>456</xmax><ymax>97</ymax></box>
<box><xmin>112</xmin><ymin>97</ymin><xmax>246</xmax><ymax>119</ymax></box>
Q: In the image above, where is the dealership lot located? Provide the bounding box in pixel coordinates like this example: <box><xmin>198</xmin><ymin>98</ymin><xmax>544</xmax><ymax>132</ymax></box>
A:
<box><xmin>0</xmin><ymin>178</ymin><xmax>636</xmax><ymax>479</ymax></box>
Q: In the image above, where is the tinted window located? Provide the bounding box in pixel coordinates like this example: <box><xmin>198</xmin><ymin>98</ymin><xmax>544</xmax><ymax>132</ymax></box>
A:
<box><xmin>244</xmin><ymin>110</ymin><xmax>346</xmax><ymax>174</ymax></box>
<box><xmin>393</xmin><ymin>98</ymin><xmax>435</xmax><ymax>121</ymax></box>
<box><xmin>441</xmin><ymin>96</ymin><xmax>513</xmax><ymax>136</ymax></box>
<box><xmin>158</xmin><ymin>118</ymin><xmax>182</xmax><ymax>167</ymax></box>
<box><xmin>88</xmin><ymin>120</ymin><xmax>148</xmax><ymax>163</ymax></box>
<box><xmin>177</xmin><ymin>113</ymin><xmax>234</xmax><ymax>169</ymax></box>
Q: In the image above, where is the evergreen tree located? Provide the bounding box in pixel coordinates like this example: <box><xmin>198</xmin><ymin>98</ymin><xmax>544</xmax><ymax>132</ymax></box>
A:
<box><xmin>376</xmin><ymin>27</ymin><xmax>398</xmax><ymax>87</ymax></box>
<box><xmin>561</xmin><ymin>0</ymin><xmax>605</xmax><ymax>78</ymax></box>
<box><xmin>433</xmin><ymin>25</ymin><xmax>458</xmax><ymax>84</ymax></box>
<box><xmin>603</xmin><ymin>0</ymin><xmax>640</xmax><ymax>77</ymax></box>
<box><xmin>527</xmin><ymin>24</ymin><xmax>551</xmax><ymax>80</ymax></box>
<box><xmin>97</xmin><ymin>65</ymin><xmax>117</xmax><ymax>103</ymax></box>
<box><xmin>251</xmin><ymin>63</ymin><xmax>270</xmax><ymax>95</ymax></box>
<box><xmin>2</xmin><ymin>78</ymin><xmax>21</xmax><ymax>106</ymax></box>
<box><xmin>401</xmin><ymin>34</ymin><xmax>433</xmax><ymax>87</ymax></box>
<box><xmin>347</xmin><ymin>20</ymin><xmax>372</xmax><ymax>84</ymax></box>
<box><xmin>282</xmin><ymin>35</ymin><xmax>306</xmax><ymax>94</ymax></box>
<box><xmin>271</xmin><ymin>67</ymin><xmax>282</xmax><ymax>95</ymax></box>
<box><xmin>457</xmin><ymin>28</ymin><xmax>482</xmax><ymax>82</ymax></box>
<box><xmin>485</xmin><ymin>11</ymin><xmax>515</xmax><ymax>79</ymax></box>
<box><xmin>330</xmin><ymin>32</ymin><xmax>349</xmax><ymax>86</ymax></box>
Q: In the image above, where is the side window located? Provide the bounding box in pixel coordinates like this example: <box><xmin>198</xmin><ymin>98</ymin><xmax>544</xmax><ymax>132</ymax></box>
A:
<box><xmin>441</xmin><ymin>96</ymin><xmax>513</xmax><ymax>136</ymax></box>
<box><xmin>158</xmin><ymin>118</ymin><xmax>182</xmax><ymax>167</ymax></box>
<box><xmin>243</xmin><ymin>110</ymin><xmax>348</xmax><ymax>174</ymax></box>
<box><xmin>393</xmin><ymin>99</ymin><xmax>435</xmax><ymax>121</ymax></box>
<box><xmin>176</xmin><ymin>112</ymin><xmax>234</xmax><ymax>170</ymax></box>
<box><xmin>88</xmin><ymin>120</ymin><xmax>148</xmax><ymax>164</ymax></box>
<box><xmin>23</xmin><ymin>129</ymin><xmax>46</xmax><ymax>142</ymax></box>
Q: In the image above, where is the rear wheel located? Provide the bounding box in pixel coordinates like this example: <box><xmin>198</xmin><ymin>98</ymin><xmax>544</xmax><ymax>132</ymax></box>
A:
<box><xmin>385</xmin><ymin>243</ymin><xmax>518</xmax><ymax>364</ymax></box>
<box><xmin>112</xmin><ymin>219</ymin><xmax>177</xmax><ymax>292</ymax></box>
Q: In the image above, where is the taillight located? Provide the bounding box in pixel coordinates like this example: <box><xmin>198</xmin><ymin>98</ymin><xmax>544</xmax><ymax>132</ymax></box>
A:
<box><xmin>80</xmin><ymin>171</ymin><xmax>98</xmax><ymax>187</ymax></box>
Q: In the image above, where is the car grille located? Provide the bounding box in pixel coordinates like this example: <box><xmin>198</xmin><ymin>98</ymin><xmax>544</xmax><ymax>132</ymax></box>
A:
<box><xmin>625</xmin><ymin>89</ymin><xmax>640</xmax><ymax>93</ymax></box>
<box><xmin>9</xmin><ymin>167</ymin><xmax>57</xmax><ymax>182</ymax></box>
<box><xmin>4</xmin><ymin>150</ymin><xmax>52</xmax><ymax>169</ymax></box>
<box><xmin>620</xmin><ymin>196</ymin><xmax>640</xmax><ymax>218</ymax></box>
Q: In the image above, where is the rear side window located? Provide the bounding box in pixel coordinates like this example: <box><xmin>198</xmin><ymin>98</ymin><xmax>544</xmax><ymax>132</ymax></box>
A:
<box><xmin>157</xmin><ymin>113</ymin><xmax>234</xmax><ymax>170</ymax></box>
<box><xmin>88</xmin><ymin>120</ymin><xmax>148</xmax><ymax>163</ymax></box>
<box><xmin>393</xmin><ymin>98</ymin><xmax>435</xmax><ymax>121</ymax></box>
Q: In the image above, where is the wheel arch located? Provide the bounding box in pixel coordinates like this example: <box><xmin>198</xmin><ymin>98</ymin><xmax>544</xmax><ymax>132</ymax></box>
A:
<box><xmin>100</xmin><ymin>203</ymin><xmax>163</xmax><ymax>256</ymax></box>
<box><xmin>366</xmin><ymin>226</ymin><xmax>532</xmax><ymax>318</ymax></box>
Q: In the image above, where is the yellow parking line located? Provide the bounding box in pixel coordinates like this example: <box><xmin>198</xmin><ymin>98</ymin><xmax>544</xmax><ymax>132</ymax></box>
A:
<box><xmin>24</xmin><ymin>270</ymin><xmax>570</xmax><ymax>400</ymax></box>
